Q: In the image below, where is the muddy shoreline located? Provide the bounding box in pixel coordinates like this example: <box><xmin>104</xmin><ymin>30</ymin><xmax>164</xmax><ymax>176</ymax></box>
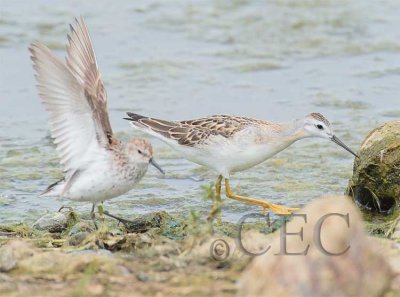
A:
<box><xmin>1</xmin><ymin>203</ymin><xmax>399</xmax><ymax>297</ymax></box>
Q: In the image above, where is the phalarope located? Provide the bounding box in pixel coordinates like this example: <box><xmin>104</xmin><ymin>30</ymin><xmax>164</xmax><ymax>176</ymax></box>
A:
<box><xmin>29</xmin><ymin>17</ymin><xmax>164</xmax><ymax>226</ymax></box>
<box><xmin>125</xmin><ymin>112</ymin><xmax>358</xmax><ymax>219</ymax></box>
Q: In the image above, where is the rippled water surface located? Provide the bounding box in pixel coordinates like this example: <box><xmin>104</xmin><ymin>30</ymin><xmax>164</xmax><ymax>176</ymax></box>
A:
<box><xmin>1</xmin><ymin>0</ymin><xmax>400</xmax><ymax>224</ymax></box>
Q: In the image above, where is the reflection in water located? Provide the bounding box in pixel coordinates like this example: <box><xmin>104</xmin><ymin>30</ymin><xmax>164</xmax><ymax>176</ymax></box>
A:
<box><xmin>0</xmin><ymin>0</ymin><xmax>399</xmax><ymax>223</ymax></box>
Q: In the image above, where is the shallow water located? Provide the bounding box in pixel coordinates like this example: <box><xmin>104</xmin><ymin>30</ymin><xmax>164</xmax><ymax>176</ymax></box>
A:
<box><xmin>1</xmin><ymin>0</ymin><xmax>399</xmax><ymax>224</ymax></box>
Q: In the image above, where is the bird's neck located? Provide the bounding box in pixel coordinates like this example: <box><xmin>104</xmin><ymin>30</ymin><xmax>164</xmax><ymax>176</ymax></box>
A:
<box><xmin>278</xmin><ymin>119</ymin><xmax>307</xmax><ymax>143</ymax></box>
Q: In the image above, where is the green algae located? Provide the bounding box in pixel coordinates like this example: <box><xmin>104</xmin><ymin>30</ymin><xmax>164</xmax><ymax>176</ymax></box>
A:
<box><xmin>0</xmin><ymin>36</ymin><xmax>10</xmax><ymax>46</ymax></box>
<box><xmin>46</xmin><ymin>41</ymin><xmax>65</xmax><ymax>50</ymax></box>
<box><xmin>312</xmin><ymin>94</ymin><xmax>369</xmax><ymax>110</ymax></box>
<box><xmin>362</xmin><ymin>209</ymin><xmax>400</xmax><ymax>238</ymax></box>
<box><xmin>230</xmin><ymin>61</ymin><xmax>283</xmax><ymax>72</ymax></box>
<box><xmin>36</xmin><ymin>23</ymin><xmax>57</xmax><ymax>33</ymax></box>
<box><xmin>116</xmin><ymin>60</ymin><xmax>189</xmax><ymax>81</ymax></box>
<box><xmin>272</xmin><ymin>180</ymin><xmax>315</xmax><ymax>192</ymax></box>
<box><xmin>0</xmin><ymin>194</ymin><xmax>16</xmax><ymax>206</ymax></box>
<box><xmin>0</xmin><ymin>223</ymin><xmax>32</xmax><ymax>238</ymax></box>
<box><xmin>382</xmin><ymin>110</ymin><xmax>400</xmax><ymax>118</ymax></box>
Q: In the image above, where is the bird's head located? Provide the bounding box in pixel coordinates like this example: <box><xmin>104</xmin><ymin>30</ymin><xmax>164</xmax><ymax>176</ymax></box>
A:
<box><xmin>302</xmin><ymin>113</ymin><xmax>359</xmax><ymax>158</ymax></box>
<box><xmin>126</xmin><ymin>139</ymin><xmax>164</xmax><ymax>174</ymax></box>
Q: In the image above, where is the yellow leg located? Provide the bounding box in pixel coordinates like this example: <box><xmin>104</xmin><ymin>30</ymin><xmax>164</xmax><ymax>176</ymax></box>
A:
<box><xmin>224</xmin><ymin>179</ymin><xmax>299</xmax><ymax>215</ymax></box>
<box><xmin>207</xmin><ymin>175</ymin><xmax>223</xmax><ymax>223</ymax></box>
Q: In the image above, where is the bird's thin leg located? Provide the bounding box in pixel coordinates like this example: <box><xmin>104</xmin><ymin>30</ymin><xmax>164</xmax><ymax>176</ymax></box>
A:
<box><xmin>103</xmin><ymin>210</ymin><xmax>136</xmax><ymax>228</ymax></box>
<box><xmin>58</xmin><ymin>206</ymin><xmax>74</xmax><ymax>212</ymax></box>
<box><xmin>91</xmin><ymin>203</ymin><xmax>98</xmax><ymax>230</ymax></box>
<box><xmin>224</xmin><ymin>179</ymin><xmax>299</xmax><ymax>215</ymax></box>
<box><xmin>207</xmin><ymin>175</ymin><xmax>223</xmax><ymax>223</ymax></box>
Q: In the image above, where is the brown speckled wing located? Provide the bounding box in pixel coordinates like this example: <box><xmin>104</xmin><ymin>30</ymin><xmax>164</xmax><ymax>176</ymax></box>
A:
<box><xmin>127</xmin><ymin>113</ymin><xmax>271</xmax><ymax>147</ymax></box>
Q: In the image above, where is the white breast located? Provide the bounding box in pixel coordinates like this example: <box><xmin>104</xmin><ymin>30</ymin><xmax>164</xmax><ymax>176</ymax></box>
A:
<box><xmin>170</xmin><ymin>128</ymin><xmax>296</xmax><ymax>178</ymax></box>
<box><xmin>64</xmin><ymin>153</ymin><xmax>147</xmax><ymax>203</ymax></box>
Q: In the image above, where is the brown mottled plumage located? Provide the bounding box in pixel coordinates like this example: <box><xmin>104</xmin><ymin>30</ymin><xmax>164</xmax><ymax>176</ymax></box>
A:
<box><xmin>127</xmin><ymin>113</ymin><xmax>283</xmax><ymax>147</ymax></box>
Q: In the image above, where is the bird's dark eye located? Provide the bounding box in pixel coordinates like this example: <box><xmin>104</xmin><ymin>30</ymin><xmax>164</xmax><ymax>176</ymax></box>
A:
<box><xmin>316</xmin><ymin>124</ymin><xmax>324</xmax><ymax>130</ymax></box>
<box><xmin>137</xmin><ymin>149</ymin><xmax>143</xmax><ymax>154</ymax></box>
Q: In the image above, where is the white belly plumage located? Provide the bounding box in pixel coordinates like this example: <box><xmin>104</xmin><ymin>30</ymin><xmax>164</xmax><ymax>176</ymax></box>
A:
<box><xmin>172</xmin><ymin>136</ymin><xmax>294</xmax><ymax>178</ymax></box>
<box><xmin>51</xmin><ymin>157</ymin><xmax>148</xmax><ymax>203</ymax></box>
<box><xmin>66</xmin><ymin>171</ymin><xmax>137</xmax><ymax>202</ymax></box>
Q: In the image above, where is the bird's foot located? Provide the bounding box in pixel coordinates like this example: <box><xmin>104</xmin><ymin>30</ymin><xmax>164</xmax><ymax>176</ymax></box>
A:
<box><xmin>224</xmin><ymin>178</ymin><xmax>299</xmax><ymax>216</ymax></box>
<box><xmin>260</xmin><ymin>202</ymin><xmax>300</xmax><ymax>216</ymax></box>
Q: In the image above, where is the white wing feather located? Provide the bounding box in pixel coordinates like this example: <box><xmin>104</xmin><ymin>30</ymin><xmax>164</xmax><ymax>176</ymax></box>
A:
<box><xmin>30</xmin><ymin>42</ymin><xmax>103</xmax><ymax>173</ymax></box>
<box><xmin>30</xmin><ymin>17</ymin><xmax>115</xmax><ymax>176</ymax></box>
<box><xmin>66</xmin><ymin>17</ymin><xmax>113</xmax><ymax>146</ymax></box>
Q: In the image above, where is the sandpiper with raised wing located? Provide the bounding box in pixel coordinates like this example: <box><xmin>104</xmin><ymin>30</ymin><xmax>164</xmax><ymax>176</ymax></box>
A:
<box><xmin>30</xmin><ymin>17</ymin><xmax>164</xmax><ymax>227</ymax></box>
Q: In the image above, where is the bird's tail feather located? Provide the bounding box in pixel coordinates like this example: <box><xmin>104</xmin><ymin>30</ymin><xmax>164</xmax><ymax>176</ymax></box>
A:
<box><xmin>124</xmin><ymin>112</ymin><xmax>184</xmax><ymax>141</ymax></box>
<box><xmin>39</xmin><ymin>178</ymin><xmax>65</xmax><ymax>197</ymax></box>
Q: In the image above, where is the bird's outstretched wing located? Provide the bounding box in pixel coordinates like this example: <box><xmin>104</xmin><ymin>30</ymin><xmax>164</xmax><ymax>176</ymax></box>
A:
<box><xmin>66</xmin><ymin>17</ymin><xmax>113</xmax><ymax>143</ymax></box>
<box><xmin>30</xmin><ymin>17</ymin><xmax>113</xmax><ymax>174</ymax></box>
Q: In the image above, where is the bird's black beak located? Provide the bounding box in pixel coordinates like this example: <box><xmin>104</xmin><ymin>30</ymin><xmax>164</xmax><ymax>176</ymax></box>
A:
<box><xmin>149</xmin><ymin>158</ymin><xmax>165</xmax><ymax>174</ymax></box>
<box><xmin>330</xmin><ymin>135</ymin><xmax>359</xmax><ymax>159</ymax></box>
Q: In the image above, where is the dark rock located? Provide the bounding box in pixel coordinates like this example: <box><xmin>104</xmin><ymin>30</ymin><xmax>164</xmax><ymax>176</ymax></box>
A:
<box><xmin>119</xmin><ymin>211</ymin><xmax>172</xmax><ymax>233</ymax></box>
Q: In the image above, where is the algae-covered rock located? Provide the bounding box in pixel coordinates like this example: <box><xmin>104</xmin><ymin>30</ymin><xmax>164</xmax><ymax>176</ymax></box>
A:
<box><xmin>238</xmin><ymin>197</ymin><xmax>394</xmax><ymax>297</ymax></box>
<box><xmin>69</xmin><ymin>231</ymin><xmax>90</xmax><ymax>246</ymax></box>
<box><xmin>120</xmin><ymin>211</ymin><xmax>174</xmax><ymax>233</ymax></box>
<box><xmin>346</xmin><ymin>121</ymin><xmax>400</xmax><ymax>213</ymax></box>
<box><xmin>32</xmin><ymin>212</ymin><xmax>69</xmax><ymax>232</ymax></box>
<box><xmin>68</xmin><ymin>221</ymin><xmax>94</xmax><ymax>246</ymax></box>
<box><xmin>69</xmin><ymin>221</ymin><xmax>94</xmax><ymax>236</ymax></box>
